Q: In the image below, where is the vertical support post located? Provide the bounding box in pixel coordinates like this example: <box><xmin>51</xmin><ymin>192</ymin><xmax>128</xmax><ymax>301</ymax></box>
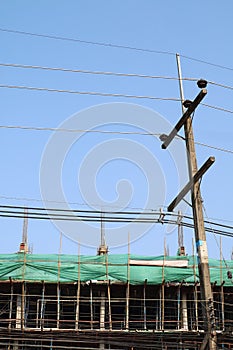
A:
<box><xmin>161</xmin><ymin>282</ymin><xmax>165</xmax><ymax>330</ymax></box>
<box><xmin>176</xmin><ymin>54</ymin><xmax>217</xmax><ymax>349</ymax></box>
<box><xmin>57</xmin><ymin>232</ymin><xmax>62</xmax><ymax>329</ymax></box>
<box><xmin>99</xmin><ymin>340</ymin><xmax>105</xmax><ymax>350</ymax></box>
<box><xmin>75</xmin><ymin>242</ymin><xmax>81</xmax><ymax>331</ymax></box>
<box><xmin>36</xmin><ymin>299</ymin><xmax>39</xmax><ymax>328</ymax></box>
<box><xmin>177</xmin><ymin>285</ymin><xmax>181</xmax><ymax>330</ymax></box>
<box><xmin>57</xmin><ymin>282</ymin><xmax>60</xmax><ymax>329</ymax></box>
<box><xmin>155</xmin><ymin>290</ymin><xmax>159</xmax><ymax>330</ymax></box>
<box><xmin>125</xmin><ymin>233</ymin><xmax>130</xmax><ymax>331</ymax></box>
<box><xmin>16</xmin><ymin>293</ymin><xmax>22</xmax><ymax>329</ymax></box>
<box><xmin>161</xmin><ymin>245</ymin><xmax>165</xmax><ymax>330</ymax></box>
<box><xmin>105</xmin><ymin>253</ymin><xmax>112</xmax><ymax>330</ymax></box>
<box><xmin>159</xmin><ymin>286</ymin><xmax>162</xmax><ymax>330</ymax></box>
<box><xmin>220</xmin><ymin>237</ymin><xmax>225</xmax><ymax>331</ymax></box>
<box><xmin>126</xmin><ymin>282</ymin><xmax>129</xmax><ymax>330</ymax></box>
<box><xmin>90</xmin><ymin>281</ymin><xmax>93</xmax><ymax>330</ymax></box>
<box><xmin>181</xmin><ymin>289</ymin><xmax>188</xmax><ymax>330</ymax></box>
<box><xmin>221</xmin><ymin>283</ymin><xmax>225</xmax><ymax>331</ymax></box>
<box><xmin>107</xmin><ymin>281</ymin><xmax>112</xmax><ymax>330</ymax></box>
<box><xmin>143</xmin><ymin>279</ymin><xmax>147</xmax><ymax>330</ymax></box>
<box><xmin>8</xmin><ymin>278</ymin><xmax>13</xmax><ymax>329</ymax></box>
<box><xmin>100</xmin><ymin>290</ymin><xmax>105</xmax><ymax>330</ymax></box>
<box><xmin>192</xmin><ymin>237</ymin><xmax>199</xmax><ymax>331</ymax></box>
<box><xmin>40</xmin><ymin>281</ymin><xmax>45</xmax><ymax>330</ymax></box>
<box><xmin>21</xmin><ymin>282</ymin><xmax>25</xmax><ymax>329</ymax></box>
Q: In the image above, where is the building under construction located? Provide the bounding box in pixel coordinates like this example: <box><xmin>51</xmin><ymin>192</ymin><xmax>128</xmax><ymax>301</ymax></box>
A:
<box><xmin>0</xmin><ymin>246</ymin><xmax>232</xmax><ymax>349</ymax></box>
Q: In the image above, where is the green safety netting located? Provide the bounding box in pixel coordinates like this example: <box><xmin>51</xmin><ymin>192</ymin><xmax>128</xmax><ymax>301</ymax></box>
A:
<box><xmin>0</xmin><ymin>253</ymin><xmax>232</xmax><ymax>286</ymax></box>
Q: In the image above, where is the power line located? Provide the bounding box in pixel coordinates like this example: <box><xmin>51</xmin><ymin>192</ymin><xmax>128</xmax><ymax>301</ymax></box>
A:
<box><xmin>201</xmin><ymin>102</ymin><xmax>233</xmax><ymax>115</ymax></box>
<box><xmin>0</xmin><ymin>84</ymin><xmax>180</xmax><ymax>101</ymax></box>
<box><xmin>1</xmin><ymin>194</ymin><xmax>233</xmax><ymax>227</ymax></box>
<box><xmin>194</xmin><ymin>140</ymin><xmax>233</xmax><ymax>155</ymax></box>
<box><xmin>1</xmin><ymin>83</ymin><xmax>233</xmax><ymax>116</ymax></box>
<box><xmin>3</xmin><ymin>62</ymin><xmax>233</xmax><ymax>93</ymax></box>
<box><xmin>0</xmin><ymin>123</ymin><xmax>232</xmax><ymax>155</ymax></box>
<box><xmin>180</xmin><ymin>54</ymin><xmax>233</xmax><ymax>72</ymax></box>
<box><xmin>0</xmin><ymin>27</ymin><xmax>175</xmax><ymax>56</ymax></box>
<box><xmin>1</xmin><ymin>27</ymin><xmax>233</xmax><ymax>74</ymax></box>
<box><xmin>0</xmin><ymin>204</ymin><xmax>232</xmax><ymax>238</ymax></box>
<box><xmin>208</xmin><ymin>80</ymin><xmax>233</xmax><ymax>91</ymax></box>
<box><xmin>0</xmin><ymin>124</ymin><xmax>162</xmax><ymax>136</ymax></box>
<box><xmin>0</xmin><ymin>62</ymin><xmax>190</xmax><ymax>81</ymax></box>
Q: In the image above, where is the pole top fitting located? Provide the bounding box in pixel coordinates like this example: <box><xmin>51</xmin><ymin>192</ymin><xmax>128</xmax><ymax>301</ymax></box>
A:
<box><xmin>197</xmin><ymin>79</ymin><xmax>208</xmax><ymax>89</ymax></box>
<box><xmin>183</xmin><ymin>100</ymin><xmax>192</xmax><ymax>108</ymax></box>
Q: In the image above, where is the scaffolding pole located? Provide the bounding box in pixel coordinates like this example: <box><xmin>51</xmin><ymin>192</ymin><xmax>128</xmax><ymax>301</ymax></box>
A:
<box><xmin>107</xmin><ymin>281</ymin><xmax>112</xmax><ymax>330</ymax></box>
<box><xmin>21</xmin><ymin>281</ymin><xmax>25</xmax><ymax>329</ymax></box>
<box><xmin>75</xmin><ymin>242</ymin><xmax>81</xmax><ymax>331</ymax></box>
<box><xmin>57</xmin><ymin>283</ymin><xmax>60</xmax><ymax>329</ymax></box>
<box><xmin>193</xmin><ymin>238</ymin><xmax>199</xmax><ymax>331</ymax></box>
<box><xmin>143</xmin><ymin>279</ymin><xmax>147</xmax><ymax>330</ymax></box>
<box><xmin>126</xmin><ymin>233</ymin><xmax>130</xmax><ymax>331</ymax></box>
<box><xmin>177</xmin><ymin>285</ymin><xmax>181</xmax><ymax>330</ymax></box>
<box><xmin>105</xmin><ymin>253</ymin><xmax>112</xmax><ymax>330</ymax></box>
<box><xmin>90</xmin><ymin>281</ymin><xmax>93</xmax><ymax>330</ymax></box>
<box><xmin>40</xmin><ymin>281</ymin><xmax>45</xmax><ymax>330</ymax></box>
<box><xmin>220</xmin><ymin>237</ymin><xmax>225</xmax><ymax>331</ymax></box>
<box><xmin>8</xmin><ymin>278</ymin><xmax>13</xmax><ymax>330</ymax></box>
<box><xmin>100</xmin><ymin>290</ymin><xmax>105</xmax><ymax>330</ymax></box>
<box><xmin>57</xmin><ymin>233</ymin><xmax>62</xmax><ymax>329</ymax></box>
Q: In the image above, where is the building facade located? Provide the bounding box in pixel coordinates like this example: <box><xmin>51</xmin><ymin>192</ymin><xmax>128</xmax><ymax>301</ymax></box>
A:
<box><xmin>0</xmin><ymin>253</ymin><xmax>232</xmax><ymax>349</ymax></box>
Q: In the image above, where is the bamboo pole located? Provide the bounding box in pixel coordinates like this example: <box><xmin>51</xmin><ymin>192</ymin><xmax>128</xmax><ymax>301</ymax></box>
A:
<box><xmin>220</xmin><ymin>237</ymin><xmax>225</xmax><ymax>331</ymax></box>
<box><xmin>57</xmin><ymin>283</ymin><xmax>60</xmax><ymax>329</ymax></box>
<box><xmin>75</xmin><ymin>242</ymin><xmax>81</xmax><ymax>330</ymax></box>
<box><xmin>177</xmin><ymin>285</ymin><xmax>181</xmax><ymax>330</ymax></box>
<box><xmin>36</xmin><ymin>299</ymin><xmax>39</xmax><ymax>328</ymax></box>
<box><xmin>21</xmin><ymin>249</ymin><xmax>27</xmax><ymax>330</ymax></box>
<box><xmin>57</xmin><ymin>232</ymin><xmax>62</xmax><ymax>329</ymax></box>
<box><xmin>161</xmin><ymin>240</ymin><xmax>165</xmax><ymax>330</ymax></box>
<box><xmin>40</xmin><ymin>281</ymin><xmax>45</xmax><ymax>330</ymax></box>
<box><xmin>106</xmin><ymin>253</ymin><xmax>112</xmax><ymax>330</ymax></box>
<box><xmin>21</xmin><ymin>281</ymin><xmax>25</xmax><ymax>329</ymax></box>
<box><xmin>143</xmin><ymin>279</ymin><xmax>147</xmax><ymax>330</ymax></box>
<box><xmin>8</xmin><ymin>278</ymin><xmax>13</xmax><ymax>330</ymax></box>
<box><xmin>192</xmin><ymin>238</ymin><xmax>199</xmax><ymax>331</ymax></box>
<box><xmin>125</xmin><ymin>232</ymin><xmax>130</xmax><ymax>330</ymax></box>
<box><xmin>90</xmin><ymin>281</ymin><xmax>93</xmax><ymax>330</ymax></box>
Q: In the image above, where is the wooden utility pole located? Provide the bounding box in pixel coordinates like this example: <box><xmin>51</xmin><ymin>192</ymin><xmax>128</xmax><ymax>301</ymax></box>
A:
<box><xmin>161</xmin><ymin>54</ymin><xmax>217</xmax><ymax>349</ymax></box>
<box><xmin>176</xmin><ymin>54</ymin><xmax>217</xmax><ymax>350</ymax></box>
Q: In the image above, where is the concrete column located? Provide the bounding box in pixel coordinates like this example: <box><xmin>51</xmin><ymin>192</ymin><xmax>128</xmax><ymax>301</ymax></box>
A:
<box><xmin>100</xmin><ymin>291</ymin><xmax>105</xmax><ymax>330</ymax></box>
<box><xmin>181</xmin><ymin>291</ymin><xmax>188</xmax><ymax>330</ymax></box>
<box><xmin>99</xmin><ymin>340</ymin><xmax>105</xmax><ymax>350</ymax></box>
<box><xmin>16</xmin><ymin>295</ymin><xmax>22</xmax><ymax>329</ymax></box>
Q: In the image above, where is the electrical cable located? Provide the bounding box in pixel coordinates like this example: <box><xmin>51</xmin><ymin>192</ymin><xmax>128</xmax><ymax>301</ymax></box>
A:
<box><xmin>3</xmin><ymin>62</ymin><xmax>233</xmax><ymax>97</ymax></box>
<box><xmin>0</xmin><ymin>205</ymin><xmax>232</xmax><ymax>238</ymax></box>
<box><xmin>0</xmin><ymin>124</ymin><xmax>162</xmax><ymax>136</ymax></box>
<box><xmin>0</xmin><ymin>201</ymin><xmax>233</xmax><ymax>233</ymax></box>
<box><xmin>0</xmin><ymin>27</ymin><xmax>175</xmax><ymax>56</ymax></box>
<box><xmin>180</xmin><ymin>54</ymin><xmax>233</xmax><ymax>72</ymax></box>
<box><xmin>0</xmin><ymin>62</ymin><xmax>194</xmax><ymax>81</ymax></box>
<box><xmin>1</xmin><ymin>26</ymin><xmax>233</xmax><ymax>76</ymax></box>
<box><xmin>200</xmin><ymin>102</ymin><xmax>233</xmax><ymax>115</ymax></box>
<box><xmin>0</xmin><ymin>84</ymin><xmax>180</xmax><ymax>101</ymax></box>
<box><xmin>0</xmin><ymin>123</ymin><xmax>232</xmax><ymax>156</ymax></box>
<box><xmin>1</xmin><ymin>82</ymin><xmax>233</xmax><ymax>117</ymax></box>
<box><xmin>1</xmin><ymin>27</ymin><xmax>233</xmax><ymax>77</ymax></box>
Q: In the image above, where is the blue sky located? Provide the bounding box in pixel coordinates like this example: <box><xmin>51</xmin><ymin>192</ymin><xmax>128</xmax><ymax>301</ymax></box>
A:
<box><xmin>0</xmin><ymin>1</ymin><xmax>233</xmax><ymax>259</ymax></box>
